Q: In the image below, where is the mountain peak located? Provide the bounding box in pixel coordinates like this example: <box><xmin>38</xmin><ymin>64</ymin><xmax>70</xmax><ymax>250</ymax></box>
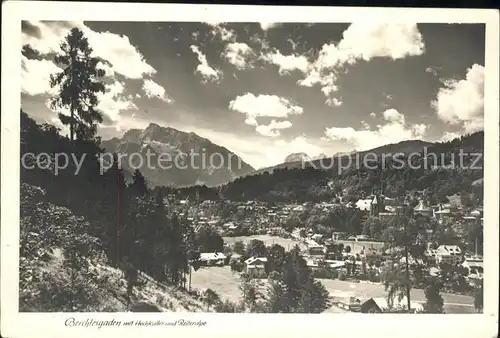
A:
<box><xmin>146</xmin><ymin>122</ymin><xmax>161</xmax><ymax>129</ymax></box>
<box><xmin>100</xmin><ymin>122</ymin><xmax>255</xmax><ymax>187</ymax></box>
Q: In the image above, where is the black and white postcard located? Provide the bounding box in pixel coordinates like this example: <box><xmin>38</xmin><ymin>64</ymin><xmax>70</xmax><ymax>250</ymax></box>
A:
<box><xmin>1</xmin><ymin>2</ymin><xmax>498</xmax><ymax>338</ymax></box>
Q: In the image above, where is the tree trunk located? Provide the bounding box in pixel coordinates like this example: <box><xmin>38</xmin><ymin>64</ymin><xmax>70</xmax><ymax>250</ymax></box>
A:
<box><xmin>404</xmin><ymin>236</ymin><xmax>411</xmax><ymax>312</ymax></box>
<box><xmin>70</xmin><ymin>99</ymin><xmax>74</xmax><ymax>142</ymax></box>
<box><xmin>70</xmin><ymin>268</ymin><xmax>75</xmax><ymax>311</ymax></box>
<box><xmin>70</xmin><ymin>51</ymin><xmax>76</xmax><ymax>142</ymax></box>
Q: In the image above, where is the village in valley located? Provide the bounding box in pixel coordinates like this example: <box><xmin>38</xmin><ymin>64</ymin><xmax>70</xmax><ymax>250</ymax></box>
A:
<box><xmin>167</xmin><ymin>183</ymin><xmax>484</xmax><ymax>313</ymax></box>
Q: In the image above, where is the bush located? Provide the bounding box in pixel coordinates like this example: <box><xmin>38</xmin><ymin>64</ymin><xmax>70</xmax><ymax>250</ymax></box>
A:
<box><xmin>338</xmin><ymin>271</ymin><xmax>347</xmax><ymax>281</ymax></box>
<box><xmin>214</xmin><ymin>299</ymin><xmax>240</xmax><ymax>313</ymax></box>
<box><xmin>230</xmin><ymin>258</ymin><xmax>244</xmax><ymax>272</ymax></box>
<box><xmin>311</xmin><ymin>267</ymin><xmax>339</xmax><ymax>279</ymax></box>
<box><xmin>155</xmin><ymin>294</ymin><xmax>165</xmax><ymax>305</ymax></box>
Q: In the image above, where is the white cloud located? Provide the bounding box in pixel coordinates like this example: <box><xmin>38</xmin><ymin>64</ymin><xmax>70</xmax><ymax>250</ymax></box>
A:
<box><xmin>190</xmin><ymin>45</ymin><xmax>222</xmax><ymax>83</ymax></box>
<box><xmin>335</xmin><ymin>23</ymin><xmax>424</xmax><ymax>62</ymax></box>
<box><xmin>22</xmin><ymin>21</ymin><xmax>156</xmax><ymax>79</ymax></box>
<box><xmin>226</xmin><ymin>133</ymin><xmax>329</xmax><ymax>169</ymax></box>
<box><xmin>269</xmin><ymin>135</ymin><xmax>330</xmax><ymax>167</ymax></box>
<box><xmin>22</xmin><ymin>20</ymin><xmax>154</xmax><ymax>129</ymax></box>
<box><xmin>21</xmin><ymin>55</ymin><xmax>62</xmax><ymax>96</ymax></box>
<box><xmin>383</xmin><ymin>108</ymin><xmax>405</xmax><ymax>124</ymax></box>
<box><xmin>103</xmin><ymin>117</ymin><xmax>329</xmax><ymax>169</ymax></box>
<box><xmin>97</xmin><ymin>114</ymin><xmax>335</xmax><ymax>169</ymax></box>
<box><xmin>22</xmin><ymin>21</ymin><xmax>164</xmax><ymax>134</ymax></box>
<box><xmin>204</xmin><ymin>22</ymin><xmax>236</xmax><ymax>42</ymax></box>
<box><xmin>45</xmin><ymin>79</ymin><xmax>137</xmax><ymax>125</ymax></box>
<box><xmin>83</xmin><ymin>29</ymin><xmax>155</xmax><ymax>79</ymax></box>
<box><xmin>287</xmin><ymin>38</ymin><xmax>298</xmax><ymax>51</ymax></box>
<box><xmin>411</xmin><ymin>123</ymin><xmax>427</xmax><ymax>137</ymax></box>
<box><xmin>261</xmin><ymin>50</ymin><xmax>310</xmax><ymax>75</ymax></box>
<box><xmin>255</xmin><ymin>120</ymin><xmax>292</xmax><ymax>137</ymax></box>
<box><xmin>229</xmin><ymin>93</ymin><xmax>304</xmax><ymax>137</ymax></box>
<box><xmin>142</xmin><ymin>79</ymin><xmax>172</xmax><ymax>103</ymax></box>
<box><xmin>224</xmin><ymin>43</ymin><xmax>254</xmax><ymax>70</ymax></box>
<box><xmin>96</xmin><ymin>61</ymin><xmax>115</xmax><ymax>78</ymax></box>
<box><xmin>97</xmin><ymin>81</ymin><xmax>138</xmax><ymax>123</ymax></box>
<box><xmin>326</xmin><ymin>97</ymin><xmax>343</xmax><ymax>107</ymax></box>
<box><xmin>324</xmin><ymin>108</ymin><xmax>428</xmax><ymax>150</ymax></box>
<box><xmin>432</xmin><ymin>64</ymin><xmax>484</xmax><ymax>133</ymax></box>
<box><xmin>298</xmin><ymin>69</ymin><xmax>338</xmax><ymax>96</ymax></box>
<box><xmin>370</xmin><ymin>112</ymin><xmax>377</xmax><ymax>118</ymax></box>
<box><xmin>229</xmin><ymin>93</ymin><xmax>303</xmax><ymax>122</ymax></box>
<box><xmin>440</xmin><ymin>131</ymin><xmax>461</xmax><ymax>142</ymax></box>
<box><xmin>295</xmin><ymin>23</ymin><xmax>424</xmax><ymax>105</ymax></box>
<box><xmin>50</xmin><ymin>116</ymin><xmax>70</xmax><ymax>137</ymax></box>
<box><xmin>425</xmin><ymin>67</ymin><xmax>438</xmax><ymax>76</ymax></box>
<box><xmin>98</xmin><ymin>114</ymin><xmax>150</xmax><ymax>137</ymax></box>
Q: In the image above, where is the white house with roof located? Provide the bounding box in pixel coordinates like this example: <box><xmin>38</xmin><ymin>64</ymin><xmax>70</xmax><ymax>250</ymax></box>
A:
<box><xmin>199</xmin><ymin>252</ymin><xmax>226</xmax><ymax>266</ymax></box>
<box><xmin>435</xmin><ymin>245</ymin><xmax>463</xmax><ymax>265</ymax></box>
<box><xmin>433</xmin><ymin>205</ymin><xmax>453</xmax><ymax>224</ymax></box>
<box><xmin>414</xmin><ymin>200</ymin><xmax>432</xmax><ymax>217</ymax></box>
<box><xmin>462</xmin><ymin>256</ymin><xmax>483</xmax><ymax>282</ymax></box>
<box><xmin>463</xmin><ymin>207</ymin><xmax>483</xmax><ymax>224</ymax></box>
<box><xmin>311</xmin><ymin>234</ymin><xmax>323</xmax><ymax>242</ymax></box>
<box><xmin>470</xmin><ymin>208</ymin><xmax>483</xmax><ymax>217</ymax></box>
<box><xmin>332</xmin><ymin>231</ymin><xmax>348</xmax><ymax>241</ymax></box>
<box><xmin>307</xmin><ymin>245</ymin><xmax>326</xmax><ymax>257</ymax></box>
<box><xmin>245</xmin><ymin>257</ymin><xmax>267</xmax><ymax>278</ymax></box>
<box><xmin>356</xmin><ymin>198</ymin><xmax>372</xmax><ymax>211</ymax></box>
<box><xmin>424</xmin><ymin>248</ymin><xmax>438</xmax><ymax>265</ymax></box>
<box><xmin>292</xmin><ymin>205</ymin><xmax>305</xmax><ymax>213</ymax></box>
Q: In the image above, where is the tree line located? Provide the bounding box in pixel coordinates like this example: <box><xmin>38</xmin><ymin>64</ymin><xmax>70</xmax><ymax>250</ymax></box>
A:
<box><xmin>20</xmin><ymin>28</ymin><xmax>208</xmax><ymax>309</ymax></box>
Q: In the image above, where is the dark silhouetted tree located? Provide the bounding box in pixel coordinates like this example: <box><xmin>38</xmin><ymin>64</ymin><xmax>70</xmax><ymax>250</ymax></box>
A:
<box><xmin>50</xmin><ymin>27</ymin><xmax>105</xmax><ymax>141</ymax></box>
<box><xmin>423</xmin><ymin>277</ymin><xmax>444</xmax><ymax>313</ymax></box>
<box><xmin>129</xmin><ymin>169</ymin><xmax>149</xmax><ymax>197</ymax></box>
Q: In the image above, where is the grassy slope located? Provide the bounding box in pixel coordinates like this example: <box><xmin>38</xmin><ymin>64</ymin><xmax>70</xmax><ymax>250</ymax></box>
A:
<box><xmin>19</xmin><ymin>184</ymin><xmax>206</xmax><ymax>312</ymax></box>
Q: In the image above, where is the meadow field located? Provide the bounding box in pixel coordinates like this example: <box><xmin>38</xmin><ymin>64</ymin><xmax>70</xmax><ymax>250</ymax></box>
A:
<box><xmin>190</xmin><ymin>266</ymin><xmax>476</xmax><ymax>313</ymax></box>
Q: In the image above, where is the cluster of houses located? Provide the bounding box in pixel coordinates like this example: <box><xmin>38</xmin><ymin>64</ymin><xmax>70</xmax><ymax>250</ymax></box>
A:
<box><xmin>194</xmin><ymin>251</ymin><xmax>268</xmax><ymax>278</ymax></box>
<box><xmin>170</xmin><ymin>188</ymin><xmax>484</xmax><ymax>287</ymax></box>
<box><xmin>355</xmin><ymin>192</ymin><xmax>483</xmax><ymax>226</ymax></box>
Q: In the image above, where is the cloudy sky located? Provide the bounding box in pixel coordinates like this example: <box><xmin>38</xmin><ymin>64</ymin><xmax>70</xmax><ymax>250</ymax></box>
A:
<box><xmin>21</xmin><ymin>21</ymin><xmax>485</xmax><ymax>169</ymax></box>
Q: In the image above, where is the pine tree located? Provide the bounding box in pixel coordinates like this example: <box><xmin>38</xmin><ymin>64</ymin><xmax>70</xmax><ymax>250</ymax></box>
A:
<box><xmin>129</xmin><ymin>169</ymin><xmax>149</xmax><ymax>197</ymax></box>
<box><xmin>102</xmin><ymin>154</ymin><xmax>128</xmax><ymax>264</ymax></box>
<box><xmin>382</xmin><ymin>214</ymin><xmax>429</xmax><ymax>312</ymax></box>
<box><xmin>202</xmin><ymin>289</ymin><xmax>220</xmax><ymax>312</ymax></box>
<box><xmin>50</xmin><ymin>27</ymin><xmax>105</xmax><ymax>142</ymax></box>
<box><xmin>473</xmin><ymin>281</ymin><xmax>483</xmax><ymax>313</ymax></box>
<box><xmin>167</xmin><ymin>213</ymin><xmax>187</xmax><ymax>286</ymax></box>
<box><xmin>265</xmin><ymin>272</ymin><xmax>288</xmax><ymax>313</ymax></box>
<box><xmin>239</xmin><ymin>272</ymin><xmax>262</xmax><ymax>311</ymax></box>
<box><xmin>297</xmin><ymin>276</ymin><xmax>331</xmax><ymax>313</ymax></box>
<box><xmin>150</xmin><ymin>190</ymin><xmax>170</xmax><ymax>281</ymax></box>
<box><xmin>423</xmin><ymin>277</ymin><xmax>444</xmax><ymax>313</ymax></box>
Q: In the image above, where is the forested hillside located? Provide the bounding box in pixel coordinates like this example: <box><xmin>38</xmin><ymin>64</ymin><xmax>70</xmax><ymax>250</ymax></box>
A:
<box><xmin>20</xmin><ymin>111</ymin><xmax>210</xmax><ymax>311</ymax></box>
<box><xmin>166</xmin><ymin>131</ymin><xmax>484</xmax><ymax>204</ymax></box>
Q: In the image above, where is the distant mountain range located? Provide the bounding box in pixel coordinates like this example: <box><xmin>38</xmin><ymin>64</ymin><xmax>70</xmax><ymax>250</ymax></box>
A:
<box><xmin>101</xmin><ymin>123</ymin><xmax>254</xmax><ymax>187</ymax></box>
<box><xmin>209</xmin><ymin>131</ymin><xmax>484</xmax><ymax>202</ymax></box>
<box><xmin>251</xmin><ymin>139</ymin><xmax>436</xmax><ymax>176</ymax></box>
<box><xmin>101</xmin><ymin>121</ymin><xmax>478</xmax><ymax>192</ymax></box>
